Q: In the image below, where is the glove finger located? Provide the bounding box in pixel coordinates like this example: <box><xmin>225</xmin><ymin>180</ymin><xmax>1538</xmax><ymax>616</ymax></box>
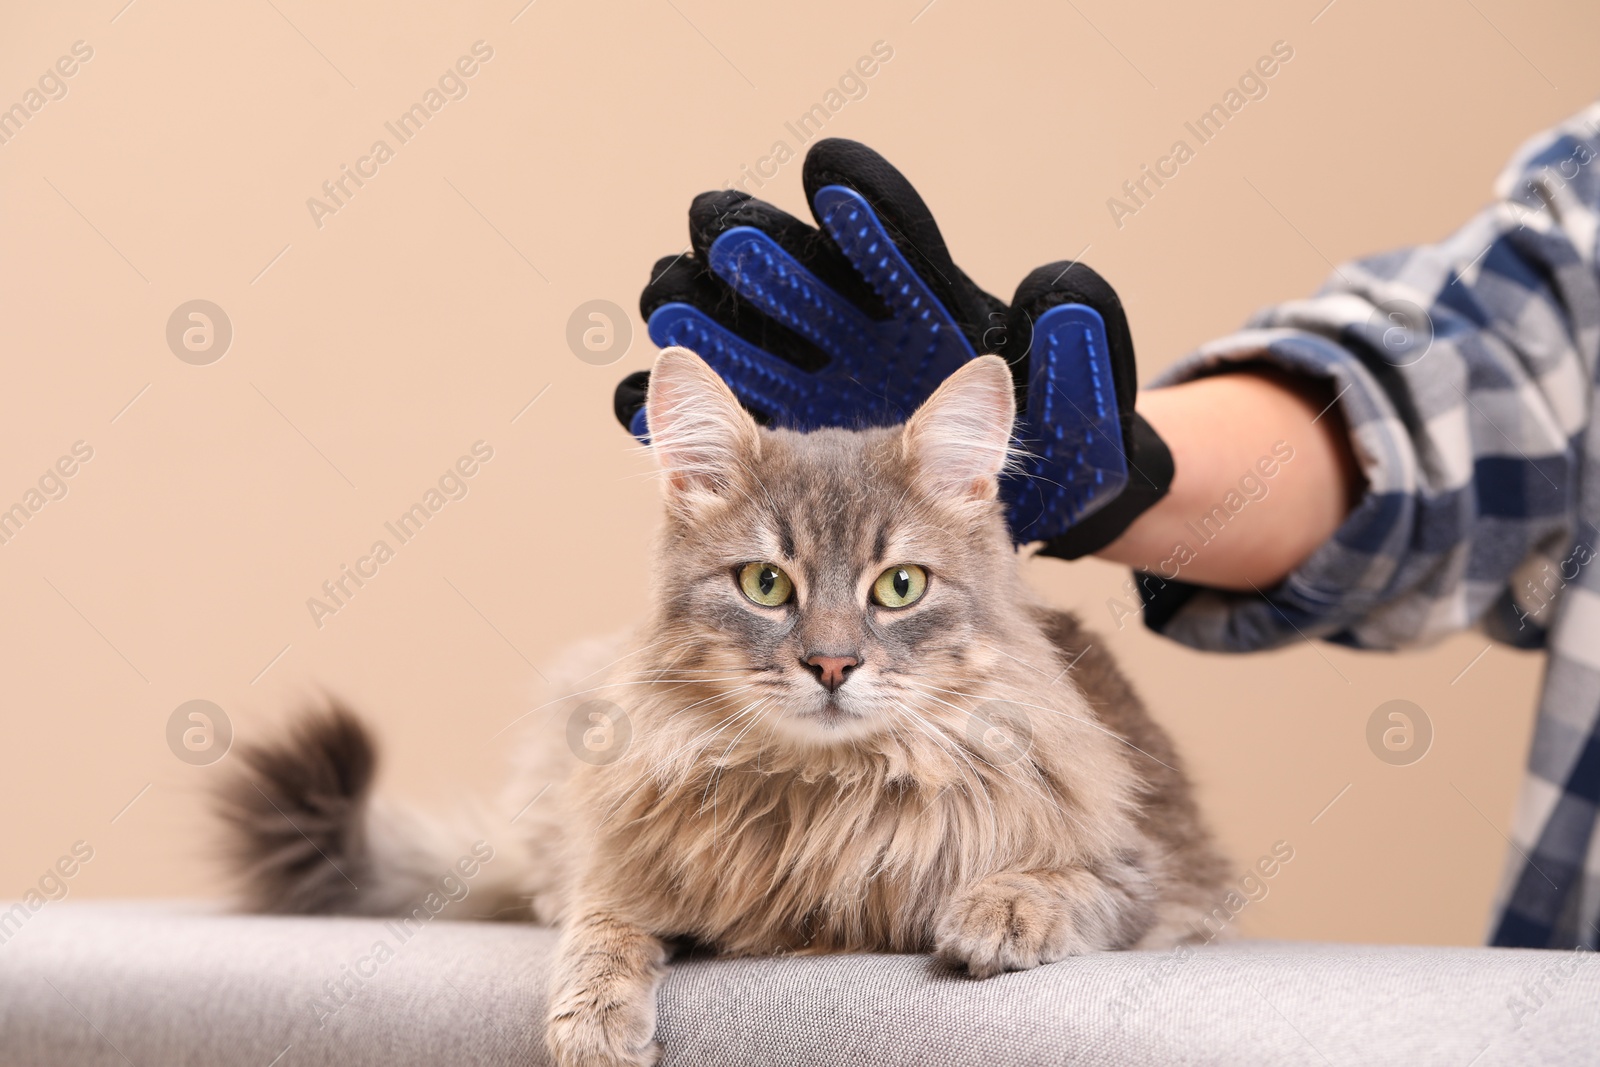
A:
<box><xmin>641</xmin><ymin>250</ymin><xmax>828</xmax><ymax>373</ymax></box>
<box><xmin>614</xmin><ymin>369</ymin><xmax>652</xmax><ymax>437</ymax></box>
<box><xmin>803</xmin><ymin>139</ymin><xmax>1005</xmax><ymax>349</ymax></box>
<box><xmin>809</xmin><ymin>185</ymin><xmax>976</xmax><ymax>363</ymax></box>
<box><xmin>1001</xmin><ymin>299</ymin><xmax>1130</xmax><ymax>543</ymax></box>
<box><xmin>646</xmin><ymin>302</ymin><xmax>816</xmax><ymax>428</ymax></box>
<box><xmin>640</xmin><ymin>250</ymin><xmax>715</xmax><ymax>320</ymax></box>
<box><xmin>687</xmin><ymin>190</ymin><xmax>886</xmax><ymax>318</ymax></box>
<box><xmin>1009</xmin><ymin>261</ymin><xmax>1139</xmax><ymax>424</ymax></box>
<box><xmin>706</xmin><ymin>226</ymin><xmax>880</xmax><ymax>364</ymax></box>
<box><xmin>1033</xmin><ymin>412</ymin><xmax>1173</xmax><ymax>560</ymax></box>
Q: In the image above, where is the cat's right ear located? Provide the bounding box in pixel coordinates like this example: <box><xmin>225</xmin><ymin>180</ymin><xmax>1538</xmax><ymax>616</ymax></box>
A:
<box><xmin>902</xmin><ymin>354</ymin><xmax>1017</xmax><ymax>502</ymax></box>
<box><xmin>645</xmin><ymin>347</ymin><xmax>761</xmax><ymax>502</ymax></box>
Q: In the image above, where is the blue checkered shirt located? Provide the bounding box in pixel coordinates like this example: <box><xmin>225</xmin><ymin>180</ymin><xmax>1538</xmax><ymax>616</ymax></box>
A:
<box><xmin>1144</xmin><ymin>103</ymin><xmax>1600</xmax><ymax>949</ymax></box>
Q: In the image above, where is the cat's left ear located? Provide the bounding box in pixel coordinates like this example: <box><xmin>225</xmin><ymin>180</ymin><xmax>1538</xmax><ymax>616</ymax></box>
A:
<box><xmin>645</xmin><ymin>346</ymin><xmax>762</xmax><ymax>502</ymax></box>
<box><xmin>902</xmin><ymin>355</ymin><xmax>1016</xmax><ymax>501</ymax></box>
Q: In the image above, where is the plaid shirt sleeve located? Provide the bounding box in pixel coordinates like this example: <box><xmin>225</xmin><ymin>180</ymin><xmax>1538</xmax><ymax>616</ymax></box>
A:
<box><xmin>1141</xmin><ymin>106</ymin><xmax>1600</xmax><ymax>654</ymax></box>
<box><xmin>1139</xmin><ymin>103</ymin><xmax>1600</xmax><ymax>949</ymax></box>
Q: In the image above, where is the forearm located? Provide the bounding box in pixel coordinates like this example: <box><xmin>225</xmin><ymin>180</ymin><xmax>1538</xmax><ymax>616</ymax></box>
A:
<box><xmin>1095</xmin><ymin>368</ymin><xmax>1361</xmax><ymax>590</ymax></box>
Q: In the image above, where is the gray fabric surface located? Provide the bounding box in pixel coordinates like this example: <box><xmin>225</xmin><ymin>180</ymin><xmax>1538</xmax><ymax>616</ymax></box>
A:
<box><xmin>1</xmin><ymin>901</ymin><xmax>1596</xmax><ymax>1066</ymax></box>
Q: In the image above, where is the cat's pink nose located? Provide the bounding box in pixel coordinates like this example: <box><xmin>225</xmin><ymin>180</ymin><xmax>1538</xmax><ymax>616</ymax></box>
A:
<box><xmin>803</xmin><ymin>654</ymin><xmax>859</xmax><ymax>692</ymax></box>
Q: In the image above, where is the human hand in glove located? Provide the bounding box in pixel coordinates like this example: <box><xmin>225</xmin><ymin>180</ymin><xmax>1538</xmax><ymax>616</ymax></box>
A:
<box><xmin>613</xmin><ymin>139</ymin><xmax>1173</xmax><ymax>559</ymax></box>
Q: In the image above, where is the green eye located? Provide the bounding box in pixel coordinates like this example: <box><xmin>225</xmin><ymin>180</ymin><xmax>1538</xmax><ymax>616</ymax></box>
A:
<box><xmin>738</xmin><ymin>562</ymin><xmax>794</xmax><ymax>607</ymax></box>
<box><xmin>872</xmin><ymin>564</ymin><xmax>928</xmax><ymax>608</ymax></box>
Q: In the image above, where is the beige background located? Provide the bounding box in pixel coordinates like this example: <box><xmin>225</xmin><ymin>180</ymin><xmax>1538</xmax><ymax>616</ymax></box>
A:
<box><xmin>1</xmin><ymin>0</ymin><xmax>1594</xmax><ymax>945</ymax></box>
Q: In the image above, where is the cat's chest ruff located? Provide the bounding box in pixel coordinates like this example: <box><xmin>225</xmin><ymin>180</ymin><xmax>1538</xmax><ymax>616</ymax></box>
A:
<box><xmin>612</xmin><ymin>768</ymin><xmax>993</xmax><ymax>952</ymax></box>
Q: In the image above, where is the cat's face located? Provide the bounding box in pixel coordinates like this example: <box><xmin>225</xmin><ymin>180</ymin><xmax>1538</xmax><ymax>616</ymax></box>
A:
<box><xmin>644</xmin><ymin>348</ymin><xmax>1020</xmax><ymax>746</ymax></box>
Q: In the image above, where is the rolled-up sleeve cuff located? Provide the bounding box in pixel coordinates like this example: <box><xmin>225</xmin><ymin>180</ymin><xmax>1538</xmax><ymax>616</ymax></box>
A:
<box><xmin>1138</xmin><ymin>327</ymin><xmax>1424</xmax><ymax>652</ymax></box>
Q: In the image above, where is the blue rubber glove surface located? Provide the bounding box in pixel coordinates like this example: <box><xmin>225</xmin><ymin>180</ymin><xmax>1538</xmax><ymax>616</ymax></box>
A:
<box><xmin>617</xmin><ymin>140</ymin><xmax>1166</xmax><ymax>555</ymax></box>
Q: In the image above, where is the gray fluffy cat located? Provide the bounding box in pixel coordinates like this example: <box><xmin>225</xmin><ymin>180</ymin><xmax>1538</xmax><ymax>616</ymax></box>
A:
<box><xmin>217</xmin><ymin>347</ymin><xmax>1227</xmax><ymax>1067</ymax></box>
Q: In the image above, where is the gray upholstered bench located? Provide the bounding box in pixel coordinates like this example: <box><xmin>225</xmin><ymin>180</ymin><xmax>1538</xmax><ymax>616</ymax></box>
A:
<box><xmin>2</xmin><ymin>901</ymin><xmax>1594</xmax><ymax>1065</ymax></box>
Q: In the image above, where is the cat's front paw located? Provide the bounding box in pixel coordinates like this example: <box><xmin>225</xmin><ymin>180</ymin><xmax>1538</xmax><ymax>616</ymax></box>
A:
<box><xmin>934</xmin><ymin>870</ymin><xmax>1070</xmax><ymax>979</ymax></box>
<box><xmin>546</xmin><ymin>997</ymin><xmax>660</xmax><ymax>1067</ymax></box>
<box><xmin>546</xmin><ymin>912</ymin><xmax>667</xmax><ymax>1067</ymax></box>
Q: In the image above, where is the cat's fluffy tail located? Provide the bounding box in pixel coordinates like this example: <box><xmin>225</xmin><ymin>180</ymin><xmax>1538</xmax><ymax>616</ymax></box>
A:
<box><xmin>213</xmin><ymin>704</ymin><xmax>529</xmax><ymax>921</ymax></box>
